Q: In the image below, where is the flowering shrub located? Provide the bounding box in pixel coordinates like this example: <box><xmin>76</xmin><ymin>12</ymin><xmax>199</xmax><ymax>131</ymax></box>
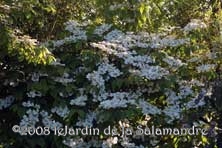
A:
<box><xmin>1</xmin><ymin>17</ymin><xmax>222</xmax><ymax>148</ymax></box>
<box><xmin>1</xmin><ymin>0</ymin><xmax>222</xmax><ymax>148</ymax></box>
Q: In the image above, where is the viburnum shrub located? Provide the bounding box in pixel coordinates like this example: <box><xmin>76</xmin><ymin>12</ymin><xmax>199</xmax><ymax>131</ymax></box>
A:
<box><xmin>1</xmin><ymin>19</ymin><xmax>222</xmax><ymax>147</ymax></box>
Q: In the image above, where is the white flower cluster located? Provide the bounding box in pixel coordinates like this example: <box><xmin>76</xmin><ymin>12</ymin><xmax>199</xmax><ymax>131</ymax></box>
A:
<box><xmin>109</xmin><ymin>3</ymin><xmax>126</xmax><ymax>11</ymax></box>
<box><xmin>163</xmin><ymin>55</ymin><xmax>185</xmax><ymax>68</ymax></box>
<box><xmin>196</xmin><ymin>64</ymin><xmax>215</xmax><ymax>73</ymax></box>
<box><xmin>63</xmin><ymin>138</ymin><xmax>101</xmax><ymax>148</ymax></box>
<box><xmin>138</xmin><ymin>99</ymin><xmax>161</xmax><ymax>115</ymax></box>
<box><xmin>137</xmin><ymin>85</ymin><xmax>199</xmax><ymax>123</ymax></box>
<box><xmin>106</xmin><ymin>30</ymin><xmax>154</xmax><ymax>48</ymax></box>
<box><xmin>179</xmin><ymin>85</ymin><xmax>194</xmax><ymax>98</ymax></box>
<box><xmin>164</xmin><ymin>86</ymin><xmax>193</xmax><ymax>105</ymax></box>
<box><xmin>163</xmin><ymin>83</ymin><xmax>211</xmax><ymax>123</ymax></box>
<box><xmin>97</xmin><ymin>91</ymin><xmax>141</xmax><ymax>109</ymax></box>
<box><xmin>31</xmin><ymin>72</ymin><xmax>40</xmax><ymax>82</ymax></box>
<box><xmin>3</xmin><ymin>79</ymin><xmax>19</xmax><ymax>87</ymax></box>
<box><xmin>51</xmin><ymin>105</ymin><xmax>70</xmax><ymax>118</ymax></box>
<box><xmin>149</xmin><ymin>35</ymin><xmax>190</xmax><ymax>48</ymax></box>
<box><xmin>53</xmin><ymin>72</ymin><xmax>75</xmax><ymax>84</ymax></box>
<box><xmin>163</xmin><ymin>86</ymin><xmax>193</xmax><ymax>123</ymax></box>
<box><xmin>120</xmin><ymin>137</ymin><xmax>145</xmax><ymax>148</ymax></box>
<box><xmin>139</xmin><ymin>66</ymin><xmax>169</xmax><ymax>80</ymax></box>
<box><xmin>22</xmin><ymin>101</ymin><xmax>40</xmax><ymax>108</ymax></box>
<box><xmin>20</xmin><ymin>108</ymin><xmax>40</xmax><ymax>127</ymax></box>
<box><xmin>63</xmin><ymin>138</ymin><xmax>86</xmax><ymax>148</ymax></box>
<box><xmin>76</xmin><ymin>111</ymin><xmax>97</xmax><ymax>127</ymax></box>
<box><xmin>40</xmin><ymin>110</ymin><xmax>63</xmax><ymax>131</ymax></box>
<box><xmin>124</xmin><ymin>55</ymin><xmax>154</xmax><ymax>67</ymax></box>
<box><xmin>31</xmin><ymin>72</ymin><xmax>48</xmax><ymax>82</ymax></box>
<box><xmin>94</xmin><ymin>24</ymin><xmax>112</xmax><ymax>36</ymax></box>
<box><xmin>164</xmin><ymin>89</ymin><xmax>180</xmax><ymax>104</ymax></box>
<box><xmin>179</xmin><ymin>79</ymin><xmax>204</xmax><ymax>87</ymax></box>
<box><xmin>99</xmin><ymin>92</ymin><xmax>137</xmax><ymax>109</ymax></box>
<box><xmin>185</xmin><ymin>88</ymin><xmax>212</xmax><ymax>109</ymax></box>
<box><xmin>87</xmin><ymin>71</ymin><xmax>105</xmax><ymax>88</ymax></box>
<box><xmin>86</xmin><ymin>61</ymin><xmax>122</xmax><ymax>88</ymax></box>
<box><xmin>27</xmin><ymin>90</ymin><xmax>42</xmax><ymax>98</ymax></box>
<box><xmin>103</xmin><ymin>29</ymin><xmax>189</xmax><ymax>49</ymax></box>
<box><xmin>90</xmin><ymin>41</ymin><xmax>131</xmax><ymax>56</ymax></box>
<box><xmin>0</xmin><ymin>95</ymin><xmax>15</xmax><ymax>110</ymax></box>
<box><xmin>104</xmin><ymin>29</ymin><xmax>126</xmax><ymax>43</ymax></box>
<box><xmin>19</xmin><ymin>101</ymin><xmax>41</xmax><ymax>127</ymax></box>
<box><xmin>97</xmin><ymin>61</ymin><xmax>123</xmax><ymax>78</ymax></box>
<box><xmin>99</xmin><ymin>98</ymin><xmax>133</xmax><ymax>109</ymax></box>
<box><xmin>59</xmin><ymin>92</ymin><xmax>73</xmax><ymax>98</ymax></box>
<box><xmin>163</xmin><ymin>105</ymin><xmax>182</xmax><ymax>123</ymax></box>
<box><xmin>70</xmin><ymin>95</ymin><xmax>87</xmax><ymax>106</ymax></box>
<box><xmin>20</xmin><ymin>101</ymin><xmax>63</xmax><ymax>130</ymax></box>
<box><xmin>183</xmin><ymin>19</ymin><xmax>207</xmax><ymax>32</ymax></box>
<box><xmin>91</xmin><ymin>28</ymin><xmax>179</xmax><ymax>80</ymax></box>
<box><xmin>186</xmin><ymin>96</ymin><xmax>205</xmax><ymax>109</ymax></box>
<box><xmin>102</xmin><ymin>137</ymin><xmax>118</xmax><ymax>148</ymax></box>
<box><xmin>53</xmin><ymin>20</ymin><xmax>87</xmax><ymax>47</ymax></box>
<box><xmin>91</xmin><ymin>41</ymin><xmax>169</xmax><ymax>80</ymax></box>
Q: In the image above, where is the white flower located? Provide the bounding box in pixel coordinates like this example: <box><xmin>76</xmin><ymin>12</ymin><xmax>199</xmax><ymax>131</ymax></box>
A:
<box><xmin>0</xmin><ymin>95</ymin><xmax>15</xmax><ymax>110</ymax></box>
<box><xmin>188</xmin><ymin>57</ymin><xmax>201</xmax><ymax>63</ymax></box>
<box><xmin>138</xmin><ymin>99</ymin><xmax>161</xmax><ymax>115</ymax></box>
<box><xmin>164</xmin><ymin>89</ymin><xmax>180</xmax><ymax>105</ymax></box>
<box><xmin>185</xmin><ymin>89</ymin><xmax>208</xmax><ymax>109</ymax></box>
<box><xmin>150</xmin><ymin>36</ymin><xmax>190</xmax><ymax>48</ymax></box>
<box><xmin>102</xmin><ymin>137</ymin><xmax>118</xmax><ymax>148</ymax></box>
<box><xmin>163</xmin><ymin>104</ymin><xmax>181</xmax><ymax>123</ymax></box>
<box><xmin>20</xmin><ymin>108</ymin><xmax>40</xmax><ymax>127</ymax></box>
<box><xmin>196</xmin><ymin>64</ymin><xmax>215</xmax><ymax>73</ymax></box>
<box><xmin>86</xmin><ymin>61</ymin><xmax>122</xmax><ymax>88</ymax></box>
<box><xmin>86</xmin><ymin>71</ymin><xmax>105</xmax><ymax>88</ymax></box>
<box><xmin>27</xmin><ymin>90</ymin><xmax>42</xmax><ymax>98</ymax></box>
<box><xmin>63</xmin><ymin>138</ymin><xmax>86</xmax><ymax>148</ymax></box>
<box><xmin>65</xmin><ymin>20</ymin><xmax>82</xmax><ymax>32</ymax></box>
<box><xmin>22</xmin><ymin>101</ymin><xmax>40</xmax><ymax>109</ymax></box>
<box><xmin>40</xmin><ymin>110</ymin><xmax>63</xmax><ymax>131</ymax></box>
<box><xmin>186</xmin><ymin>97</ymin><xmax>205</xmax><ymax>109</ymax></box>
<box><xmin>70</xmin><ymin>95</ymin><xmax>87</xmax><ymax>106</ymax></box>
<box><xmin>99</xmin><ymin>98</ymin><xmax>133</xmax><ymax>109</ymax></box>
<box><xmin>120</xmin><ymin>137</ymin><xmax>142</xmax><ymax>148</ymax></box>
<box><xmin>51</xmin><ymin>105</ymin><xmax>70</xmax><ymax>118</ymax></box>
<box><xmin>179</xmin><ymin>86</ymin><xmax>193</xmax><ymax>97</ymax></box>
<box><xmin>99</xmin><ymin>92</ymin><xmax>137</xmax><ymax>109</ymax></box>
<box><xmin>53</xmin><ymin>20</ymin><xmax>87</xmax><ymax>47</ymax></box>
<box><xmin>94</xmin><ymin>24</ymin><xmax>112</xmax><ymax>36</ymax></box>
<box><xmin>95</xmin><ymin>91</ymin><xmax>109</xmax><ymax>102</ymax></box>
<box><xmin>31</xmin><ymin>72</ymin><xmax>48</xmax><ymax>82</ymax></box>
<box><xmin>31</xmin><ymin>72</ymin><xmax>40</xmax><ymax>82</ymax></box>
<box><xmin>76</xmin><ymin>112</ymin><xmax>97</xmax><ymax>127</ymax></box>
<box><xmin>163</xmin><ymin>55</ymin><xmax>185</xmax><ymax>68</ymax></box>
<box><xmin>184</xmin><ymin>19</ymin><xmax>207</xmax><ymax>32</ymax></box>
<box><xmin>104</xmin><ymin>29</ymin><xmax>125</xmax><ymax>42</ymax></box>
<box><xmin>59</xmin><ymin>92</ymin><xmax>73</xmax><ymax>98</ymax></box>
<box><xmin>53</xmin><ymin>72</ymin><xmax>75</xmax><ymax>84</ymax></box>
<box><xmin>139</xmin><ymin>66</ymin><xmax>169</xmax><ymax>80</ymax></box>
<box><xmin>109</xmin><ymin>4</ymin><xmax>126</xmax><ymax>11</ymax></box>
<box><xmin>124</xmin><ymin>55</ymin><xmax>154</xmax><ymax>68</ymax></box>
<box><xmin>22</xmin><ymin>101</ymin><xmax>34</xmax><ymax>107</ymax></box>
<box><xmin>97</xmin><ymin>62</ymin><xmax>122</xmax><ymax>78</ymax></box>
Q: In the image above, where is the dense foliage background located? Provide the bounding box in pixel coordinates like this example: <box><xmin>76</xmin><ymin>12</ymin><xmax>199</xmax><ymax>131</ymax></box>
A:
<box><xmin>0</xmin><ymin>0</ymin><xmax>222</xmax><ymax>147</ymax></box>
